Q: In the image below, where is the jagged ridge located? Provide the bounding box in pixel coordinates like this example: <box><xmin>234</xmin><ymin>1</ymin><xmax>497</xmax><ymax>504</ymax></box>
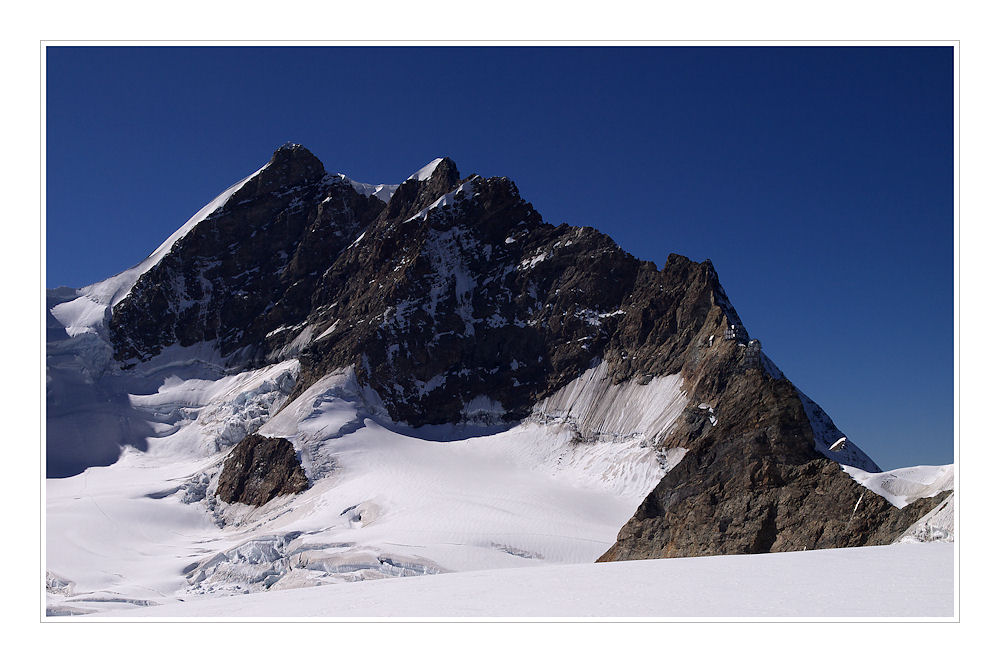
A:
<box><xmin>109</xmin><ymin>145</ymin><xmax>736</xmax><ymax>430</ymax></box>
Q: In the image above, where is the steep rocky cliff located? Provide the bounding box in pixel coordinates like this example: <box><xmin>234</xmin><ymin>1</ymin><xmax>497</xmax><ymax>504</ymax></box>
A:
<box><xmin>110</xmin><ymin>144</ymin><xmax>385</xmax><ymax>365</ymax></box>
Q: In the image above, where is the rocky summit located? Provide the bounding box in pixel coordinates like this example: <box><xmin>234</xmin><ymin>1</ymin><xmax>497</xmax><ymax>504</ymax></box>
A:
<box><xmin>48</xmin><ymin>144</ymin><xmax>950</xmax><ymax>567</ymax></box>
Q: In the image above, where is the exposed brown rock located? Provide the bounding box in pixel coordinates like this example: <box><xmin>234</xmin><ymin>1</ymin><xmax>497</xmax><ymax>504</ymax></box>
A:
<box><xmin>597</xmin><ymin>330</ymin><xmax>945</xmax><ymax>561</ymax></box>
<box><xmin>216</xmin><ymin>434</ymin><xmax>308</xmax><ymax>506</ymax></box>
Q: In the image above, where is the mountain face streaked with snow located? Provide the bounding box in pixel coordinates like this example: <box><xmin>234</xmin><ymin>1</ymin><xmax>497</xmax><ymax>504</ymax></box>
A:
<box><xmin>45</xmin><ymin>144</ymin><xmax>953</xmax><ymax>616</ymax></box>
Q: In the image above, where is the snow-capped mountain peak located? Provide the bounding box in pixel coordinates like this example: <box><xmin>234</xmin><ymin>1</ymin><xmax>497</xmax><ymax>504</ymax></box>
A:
<box><xmin>46</xmin><ymin>143</ymin><xmax>953</xmax><ymax>617</ymax></box>
<box><xmin>407</xmin><ymin>157</ymin><xmax>446</xmax><ymax>182</ymax></box>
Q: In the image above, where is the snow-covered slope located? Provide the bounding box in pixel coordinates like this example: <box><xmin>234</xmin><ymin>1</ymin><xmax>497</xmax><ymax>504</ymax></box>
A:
<box><xmin>45</xmin><ymin>152</ymin><xmax>431</xmax><ymax>476</ymax></box>
<box><xmin>46</xmin><ymin>359</ymin><xmax>690</xmax><ymax>615</ymax></box>
<box><xmin>842</xmin><ymin>464</ymin><xmax>955</xmax><ymax>543</ymax></box>
<box><xmin>842</xmin><ymin>464</ymin><xmax>954</xmax><ymax>509</ymax></box>
<box><xmin>84</xmin><ymin>543</ymin><xmax>955</xmax><ymax>618</ymax></box>
<box><xmin>843</xmin><ymin>465</ymin><xmax>955</xmax><ymax>543</ymax></box>
<box><xmin>407</xmin><ymin>157</ymin><xmax>445</xmax><ymax>181</ymax></box>
<box><xmin>341</xmin><ymin>176</ymin><xmax>398</xmax><ymax>203</ymax></box>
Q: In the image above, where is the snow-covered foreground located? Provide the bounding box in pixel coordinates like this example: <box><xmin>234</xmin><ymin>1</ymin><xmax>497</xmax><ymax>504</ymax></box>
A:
<box><xmin>88</xmin><ymin>543</ymin><xmax>954</xmax><ymax>619</ymax></box>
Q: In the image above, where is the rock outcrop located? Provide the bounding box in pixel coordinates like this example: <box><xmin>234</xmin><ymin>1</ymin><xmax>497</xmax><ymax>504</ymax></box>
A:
<box><xmin>600</xmin><ymin>458</ymin><xmax>949</xmax><ymax>561</ymax></box>
<box><xmin>598</xmin><ymin>313</ymin><xmax>945</xmax><ymax>560</ymax></box>
<box><xmin>216</xmin><ymin>434</ymin><xmax>309</xmax><ymax>506</ymax></box>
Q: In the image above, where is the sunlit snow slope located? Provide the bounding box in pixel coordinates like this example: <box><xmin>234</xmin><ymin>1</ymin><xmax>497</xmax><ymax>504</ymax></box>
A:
<box><xmin>46</xmin><ymin>355</ymin><xmax>690</xmax><ymax>615</ymax></box>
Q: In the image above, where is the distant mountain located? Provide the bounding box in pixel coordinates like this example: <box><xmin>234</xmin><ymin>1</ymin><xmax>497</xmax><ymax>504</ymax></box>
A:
<box><xmin>45</xmin><ymin>144</ymin><xmax>952</xmax><ymax>614</ymax></box>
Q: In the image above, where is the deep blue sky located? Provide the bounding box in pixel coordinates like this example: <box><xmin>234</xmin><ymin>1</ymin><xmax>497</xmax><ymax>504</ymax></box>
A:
<box><xmin>45</xmin><ymin>46</ymin><xmax>954</xmax><ymax>470</ymax></box>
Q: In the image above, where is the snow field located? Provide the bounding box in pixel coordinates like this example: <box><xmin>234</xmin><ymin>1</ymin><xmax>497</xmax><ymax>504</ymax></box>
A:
<box><xmin>94</xmin><ymin>542</ymin><xmax>955</xmax><ymax>618</ymax></box>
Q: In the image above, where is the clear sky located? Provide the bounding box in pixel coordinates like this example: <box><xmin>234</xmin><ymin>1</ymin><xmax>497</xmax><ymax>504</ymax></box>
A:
<box><xmin>45</xmin><ymin>46</ymin><xmax>954</xmax><ymax>471</ymax></box>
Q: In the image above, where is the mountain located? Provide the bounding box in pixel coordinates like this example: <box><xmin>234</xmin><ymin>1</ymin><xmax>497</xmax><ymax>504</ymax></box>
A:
<box><xmin>45</xmin><ymin>144</ymin><xmax>953</xmax><ymax>615</ymax></box>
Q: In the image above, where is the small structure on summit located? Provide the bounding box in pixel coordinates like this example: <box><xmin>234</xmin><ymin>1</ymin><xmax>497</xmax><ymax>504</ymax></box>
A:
<box><xmin>724</xmin><ymin>324</ymin><xmax>749</xmax><ymax>344</ymax></box>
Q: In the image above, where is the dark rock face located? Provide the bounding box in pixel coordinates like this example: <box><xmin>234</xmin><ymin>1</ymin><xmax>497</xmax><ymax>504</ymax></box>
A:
<box><xmin>110</xmin><ymin>143</ymin><xmax>385</xmax><ymax>365</ymax></box>
<box><xmin>291</xmin><ymin>176</ymin><xmax>737</xmax><ymax>427</ymax></box>
<box><xmin>296</xmin><ymin>177</ymin><xmax>653</xmax><ymax>424</ymax></box>
<box><xmin>216</xmin><ymin>434</ymin><xmax>309</xmax><ymax>506</ymax></box>
<box><xmin>110</xmin><ymin>144</ymin><xmax>736</xmax><ymax>429</ymax></box>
